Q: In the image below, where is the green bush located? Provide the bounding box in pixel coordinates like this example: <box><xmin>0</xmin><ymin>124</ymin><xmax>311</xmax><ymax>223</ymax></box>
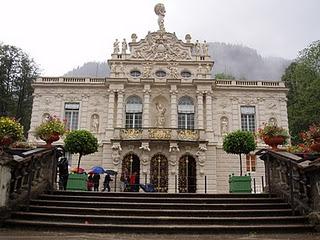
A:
<box><xmin>64</xmin><ymin>130</ymin><xmax>98</xmax><ymax>172</ymax></box>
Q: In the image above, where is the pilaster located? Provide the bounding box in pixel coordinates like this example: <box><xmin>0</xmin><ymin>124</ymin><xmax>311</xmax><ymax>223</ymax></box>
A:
<box><xmin>143</xmin><ymin>85</ymin><xmax>151</xmax><ymax>128</ymax></box>
<box><xmin>197</xmin><ymin>91</ymin><xmax>204</xmax><ymax>129</ymax></box>
<box><xmin>170</xmin><ymin>85</ymin><xmax>178</xmax><ymax>129</ymax></box>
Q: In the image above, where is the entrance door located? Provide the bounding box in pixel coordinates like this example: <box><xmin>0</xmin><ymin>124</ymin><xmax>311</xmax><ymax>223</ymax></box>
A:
<box><xmin>150</xmin><ymin>154</ymin><xmax>168</xmax><ymax>192</ymax></box>
<box><xmin>178</xmin><ymin>155</ymin><xmax>196</xmax><ymax>193</ymax></box>
<box><xmin>122</xmin><ymin>154</ymin><xmax>140</xmax><ymax>191</ymax></box>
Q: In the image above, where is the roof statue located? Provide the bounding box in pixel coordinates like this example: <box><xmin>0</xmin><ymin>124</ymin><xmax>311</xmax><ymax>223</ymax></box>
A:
<box><xmin>154</xmin><ymin>3</ymin><xmax>166</xmax><ymax>32</ymax></box>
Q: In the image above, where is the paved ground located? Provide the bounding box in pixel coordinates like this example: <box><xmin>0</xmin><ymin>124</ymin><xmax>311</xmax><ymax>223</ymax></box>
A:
<box><xmin>0</xmin><ymin>229</ymin><xmax>320</xmax><ymax>240</ymax></box>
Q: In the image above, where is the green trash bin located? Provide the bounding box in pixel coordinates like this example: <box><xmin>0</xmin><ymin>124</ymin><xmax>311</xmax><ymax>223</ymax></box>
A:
<box><xmin>66</xmin><ymin>173</ymin><xmax>88</xmax><ymax>191</ymax></box>
<box><xmin>229</xmin><ymin>173</ymin><xmax>252</xmax><ymax>193</ymax></box>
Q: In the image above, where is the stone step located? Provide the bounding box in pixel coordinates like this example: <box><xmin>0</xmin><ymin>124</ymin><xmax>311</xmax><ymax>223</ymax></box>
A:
<box><xmin>49</xmin><ymin>191</ymin><xmax>276</xmax><ymax>199</ymax></box>
<box><xmin>38</xmin><ymin>194</ymin><xmax>285</xmax><ymax>204</ymax></box>
<box><xmin>26</xmin><ymin>205</ymin><xmax>296</xmax><ymax>217</ymax></box>
<box><xmin>5</xmin><ymin>219</ymin><xmax>314</xmax><ymax>234</ymax></box>
<box><xmin>30</xmin><ymin>199</ymin><xmax>290</xmax><ymax>210</ymax></box>
<box><xmin>10</xmin><ymin>211</ymin><xmax>308</xmax><ymax>225</ymax></box>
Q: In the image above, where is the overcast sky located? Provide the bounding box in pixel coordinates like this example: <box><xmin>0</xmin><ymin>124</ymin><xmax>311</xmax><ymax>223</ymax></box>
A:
<box><xmin>1</xmin><ymin>0</ymin><xmax>319</xmax><ymax>76</ymax></box>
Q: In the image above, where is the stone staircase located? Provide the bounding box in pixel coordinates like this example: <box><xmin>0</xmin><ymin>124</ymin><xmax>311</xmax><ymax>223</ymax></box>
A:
<box><xmin>4</xmin><ymin>191</ymin><xmax>315</xmax><ymax>233</ymax></box>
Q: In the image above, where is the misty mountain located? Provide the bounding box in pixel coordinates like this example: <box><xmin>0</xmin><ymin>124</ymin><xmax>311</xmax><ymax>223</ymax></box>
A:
<box><xmin>64</xmin><ymin>42</ymin><xmax>291</xmax><ymax>81</ymax></box>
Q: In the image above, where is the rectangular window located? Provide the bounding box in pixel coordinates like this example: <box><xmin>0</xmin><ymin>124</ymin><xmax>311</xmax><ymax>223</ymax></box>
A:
<box><xmin>178</xmin><ymin>113</ymin><xmax>194</xmax><ymax>130</ymax></box>
<box><xmin>246</xmin><ymin>154</ymin><xmax>256</xmax><ymax>172</ymax></box>
<box><xmin>241</xmin><ymin>106</ymin><xmax>256</xmax><ymax>132</ymax></box>
<box><xmin>65</xmin><ymin>102</ymin><xmax>79</xmax><ymax>130</ymax></box>
<box><xmin>125</xmin><ymin>113</ymin><xmax>142</xmax><ymax>129</ymax></box>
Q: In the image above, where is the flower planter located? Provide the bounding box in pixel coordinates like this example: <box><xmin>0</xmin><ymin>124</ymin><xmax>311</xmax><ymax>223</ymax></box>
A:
<box><xmin>310</xmin><ymin>142</ymin><xmax>320</xmax><ymax>152</ymax></box>
<box><xmin>40</xmin><ymin>133</ymin><xmax>60</xmax><ymax>147</ymax></box>
<box><xmin>229</xmin><ymin>174</ymin><xmax>252</xmax><ymax>193</ymax></box>
<box><xmin>263</xmin><ymin>136</ymin><xmax>286</xmax><ymax>150</ymax></box>
<box><xmin>66</xmin><ymin>173</ymin><xmax>88</xmax><ymax>191</ymax></box>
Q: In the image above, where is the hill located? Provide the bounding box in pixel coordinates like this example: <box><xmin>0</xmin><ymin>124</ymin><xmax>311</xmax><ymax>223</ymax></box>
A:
<box><xmin>64</xmin><ymin>42</ymin><xmax>291</xmax><ymax>81</ymax></box>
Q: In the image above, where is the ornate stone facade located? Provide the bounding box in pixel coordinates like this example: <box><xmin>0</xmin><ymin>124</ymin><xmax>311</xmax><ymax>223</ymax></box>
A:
<box><xmin>29</xmin><ymin>4</ymin><xmax>288</xmax><ymax>193</ymax></box>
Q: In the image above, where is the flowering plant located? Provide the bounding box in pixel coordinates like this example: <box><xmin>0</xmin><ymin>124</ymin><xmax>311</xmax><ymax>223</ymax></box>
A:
<box><xmin>257</xmin><ymin>122</ymin><xmax>289</xmax><ymax>140</ymax></box>
<box><xmin>0</xmin><ymin>116</ymin><xmax>24</xmax><ymax>146</ymax></box>
<box><xmin>34</xmin><ymin>115</ymin><xmax>66</xmax><ymax>141</ymax></box>
<box><xmin>300</xmin><ymin>123</ymin><xmax>320</xmax><ymax>144</ymax></box>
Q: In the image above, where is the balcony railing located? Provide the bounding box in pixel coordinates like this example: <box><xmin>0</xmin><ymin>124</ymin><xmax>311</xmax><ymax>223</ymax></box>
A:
<box><xmin>115</xmin><ymin>128</ymin><xmax>202</xmax><ymax>141</ymax></box>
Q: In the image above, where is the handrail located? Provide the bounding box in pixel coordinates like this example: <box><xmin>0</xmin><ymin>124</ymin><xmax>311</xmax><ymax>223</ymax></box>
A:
<box><xmin>0</xmin><ymin>146</ymin><xmax>60</xmax><ymax>211</ymax></box>
<box><xmin>256</xmin><ymin>149</ymin><xmax>320</xmax><ymax>215</ymax></box>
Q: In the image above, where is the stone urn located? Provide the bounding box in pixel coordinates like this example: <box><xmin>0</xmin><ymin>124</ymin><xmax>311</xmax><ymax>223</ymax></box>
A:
<box><xmin>310</xmin><ymin>138</ymin><xmax>320</xmax><ymax>152</ymax></box>
<box><xmin>40</xmin><ymin>133</ymin><xmax>60</xmax><ymax>147</ymax></box>
<box><xmin>263</xmin><ymin>136</ymin><xmax>286</xmax><ymax>150</ymax></box>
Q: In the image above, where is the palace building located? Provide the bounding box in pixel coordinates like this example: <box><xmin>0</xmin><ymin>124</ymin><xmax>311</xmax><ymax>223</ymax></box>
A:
<box><xmin>29</xmin><ymin>3</ymin><xmax>288</xmax><ymax>193</ymax></box>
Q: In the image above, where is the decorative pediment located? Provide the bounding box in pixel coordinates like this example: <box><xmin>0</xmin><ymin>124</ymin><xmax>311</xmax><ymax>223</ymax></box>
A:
<box><xmin>129</xmin><ymin>31</ymin><xmax>192</xmax><ymax>61</ymax></box>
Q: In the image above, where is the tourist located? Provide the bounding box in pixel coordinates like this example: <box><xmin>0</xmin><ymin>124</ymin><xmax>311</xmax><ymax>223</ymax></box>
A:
<box><xmin>102</xmin><ymin>173</ymin><xmax>113</xmax><ymax>192</ymax></box>
<box><xmin>92</xmin><ymin>174</ymin><xmax>100</xmax><ymax>191</ymax></box>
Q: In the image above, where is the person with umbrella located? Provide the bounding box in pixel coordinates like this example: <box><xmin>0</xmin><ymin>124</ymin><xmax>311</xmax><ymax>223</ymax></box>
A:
<box><xmin>92</xmin><ymin>173</ymin><xmax>100</xmax><ymax>191</ymax></box>
<box><xmin>102</xmin><ymin>173</ymin><xmax>113</xmax><ymax>192</ymax></box>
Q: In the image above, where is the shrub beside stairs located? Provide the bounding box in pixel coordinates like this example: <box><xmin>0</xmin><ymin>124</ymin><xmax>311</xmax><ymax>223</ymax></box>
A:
<box><xmin>4</xmin><ymin>191</ymin><xmax>315</xmax><ymax>234</ymax></box>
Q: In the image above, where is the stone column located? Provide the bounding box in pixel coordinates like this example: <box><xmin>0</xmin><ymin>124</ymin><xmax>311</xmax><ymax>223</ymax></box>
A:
<box><xmin>143</xmin><ymin>85</ymin><xmax>151</xmax><ymax>128</ymax></box>
<box><xmin>205</xmin><ymin>91</ymin><xmax>214</xmax><ymax>142</ymax></box>
<box><xmin>116</xmin><ymin>90</ymin><xmax>124</xmax><ymax>128</ymax></box>
<box><xmin>0</xmin><ymin>158</ymin><xmax>11</xmax><ymax>208</ymax></box>
<box><xmin>197</xmin><ymin>91</ymin><xmax>204</xmax><ymax>129</ymax></box>
<box><xmin>106</xmin><ymin>90</ymin><xmax>115</xmax><ymax>140</ymax></box>
<box><xmin>170</xmin><ymin>85</ymin><xmax>178</xmax><ymax>129</ymax></box>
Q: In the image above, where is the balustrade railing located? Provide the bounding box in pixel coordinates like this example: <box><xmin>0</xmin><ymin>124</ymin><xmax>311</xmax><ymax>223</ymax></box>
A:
<box><xmin>0</xmin><ymin>147</ymin><xmax>59</xmax><ymax>212</ymax></box>
<box><xmin>256</xmin><ymin>149</ymin><xmax>320</xmax><ymax>216</ymax></box>
<box><xmin>116</xmin><ymin>128</ymin><xmax>201</xmax><ymax>141</ymax></box>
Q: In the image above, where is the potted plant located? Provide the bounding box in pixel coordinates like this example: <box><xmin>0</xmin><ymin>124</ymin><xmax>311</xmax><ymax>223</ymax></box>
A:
<box><xmin>223</xmin><ymin>130</ymin><xmax>256</xmax><ymax>176</ymax></box>
<box><xmin>0</xmin><ymin>116</ymin><xmax>24</xmax><ymax>149</ymax></box>
<box><xmin>257</xmin><ymin>123</ymin><xmax>289</xmax><ymax>150</ymax></box>
<box><xmin>300</xmin><ymin>123</ymin><xmax>320</xmax><ymax>152</ymax></box>
<box><xmin>64</xmin><ymin>130</ymin><xmax>98</xmax><ymax>191</ymax></box>
<box><xmin>223</xmin><ymin>130</ymin><xmax>256</xmax><ymax>193</ymax></box>
<box><xmin>34</xmin><ymin>115</ymin><xmax>66</xmax><ymax>146</ymax></box>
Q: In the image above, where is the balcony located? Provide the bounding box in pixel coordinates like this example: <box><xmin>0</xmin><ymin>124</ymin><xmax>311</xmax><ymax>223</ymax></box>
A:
<box><xmin>113</xmin><ymin>128</ymin><xmax>205</xmax><ymax>142</ymax></box>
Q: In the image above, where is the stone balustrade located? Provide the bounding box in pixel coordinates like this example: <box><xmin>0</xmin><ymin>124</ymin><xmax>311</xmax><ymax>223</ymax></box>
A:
<box><xmin>114</xmin><ymin>128</ymin><xmax>203</xmax><ymax>142</ymax></box>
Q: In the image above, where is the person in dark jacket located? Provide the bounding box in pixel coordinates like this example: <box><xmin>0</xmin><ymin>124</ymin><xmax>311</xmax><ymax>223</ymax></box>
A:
<box><xmin>102</xmin><ymin>173</ymin><xmax>113</xmax><ymax>192</ymax></box>
<box><xmin>57</xmin><ymin>157</ymin><xmax>69</xmax><ymax>190</ymax></box>
<box><xmin>92</xmin><ymin>174</ymin><xmax>100</xmax><ymax>191</ymax></box>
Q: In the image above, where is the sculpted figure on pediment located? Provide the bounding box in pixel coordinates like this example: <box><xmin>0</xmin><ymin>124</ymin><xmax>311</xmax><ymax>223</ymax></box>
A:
<box><xmin>113</xmin><ymin>39</ymin><xmax>120</xmax><ymax>54</ymax></box>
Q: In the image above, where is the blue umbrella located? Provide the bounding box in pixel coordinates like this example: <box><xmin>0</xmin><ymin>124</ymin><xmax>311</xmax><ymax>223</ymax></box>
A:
<box><xmin>104</xmin><ymin>169</ymin><xmax>117</xmax><ymax>176</ymax></box>
<box><xmin>90</xmin><ymin>166</ymin><xmax>105</xmax><ymax>174</ymax></box>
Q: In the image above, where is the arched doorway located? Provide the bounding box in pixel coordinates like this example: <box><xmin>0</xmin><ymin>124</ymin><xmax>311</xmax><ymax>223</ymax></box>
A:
<box><xmin>150</xmin><ymin>154</ymin><xmax>168</xmax><ymax>192</ymax></box>
<box><xmin>178</xmin><ymin>155</ymin><xmax>197</xmax><ymax>193</ymax></box>
<box><xmin>122</xmin><ymin>153</ymin><xmax>140</xmax><ymax>191</ymax></box>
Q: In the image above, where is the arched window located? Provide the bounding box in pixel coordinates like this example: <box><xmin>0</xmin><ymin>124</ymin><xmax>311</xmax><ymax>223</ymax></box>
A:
<box><xmin>125</xmin><ymin>96</ymin><xmax>142</xmax><ymax>129</ymax></box>
<box><xmin>178</xmin><ymin>96</ymin><xmax>195</xmax><ymax>130</ymax></box>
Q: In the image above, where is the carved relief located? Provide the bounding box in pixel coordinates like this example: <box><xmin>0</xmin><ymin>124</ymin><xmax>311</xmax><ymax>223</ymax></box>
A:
<box><xmin>268</xmin><ymin>117</ymin><xmax>277</xmax><ymax>126</ymax></box>
<box><xmin>130</xmin><ymin>32</ymin><xmax>192</xmax><ymax>61</ymax></box>
<box><xmin>196</xmin><ymin>143</ymin><xmax>207</xmax><ymax>175</ymax></box>
<box><xmin>155</xmin><ymin>102</ymin><xmax>166</xmax><ymax>127</ymax></box>
<box><xmin>111</xmin><ymin>143</ymin><xmax>122</xmax><ymax>166</ymax></box>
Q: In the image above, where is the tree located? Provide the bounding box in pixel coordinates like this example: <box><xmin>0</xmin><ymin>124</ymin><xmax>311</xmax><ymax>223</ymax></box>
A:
<box><xmin>223</xmin><ymin>130</ymin><xmax>256</xmax><ymax>176</ymax></box>
<box><xmin>215</xmin><ymin>72</ymin><xmax>236</xmax><ymax>80</ymax></box>
<box><xmin>282</xmin><ymin>40</ymin><xmax>320</xmax><ymax>143</ymax></box>
<box><xmin>0</xmin><ymin>43</ymin><xmax>39</xmax><ymax>136</ymax></box>
<box><xmin>64</xmin><ymin>130</ymin><xmax>98</xmax><ymax>172</ymax></box>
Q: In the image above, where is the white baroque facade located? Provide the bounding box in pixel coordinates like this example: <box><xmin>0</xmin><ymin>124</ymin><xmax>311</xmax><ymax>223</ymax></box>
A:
<box><xmin>29</xmin><ymin>4</ymin><xmax>288</xmax><ymax>193</ymax></box>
